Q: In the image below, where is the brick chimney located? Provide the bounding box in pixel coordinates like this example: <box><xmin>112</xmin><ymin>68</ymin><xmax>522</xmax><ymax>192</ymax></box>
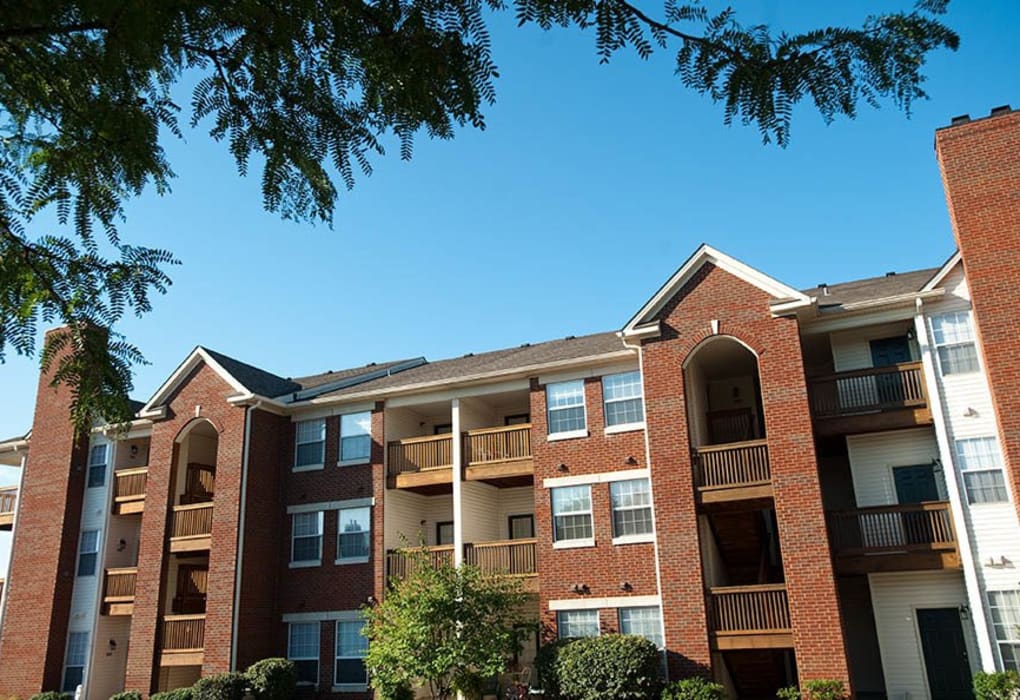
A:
<box><xmin>0</xmin><ymin>328</ymin><xmax>90</xmax><ymax>695</ymax></box>
<box><xmin>935</xmin><ymin>105</ymin><xmax>1020</xmax><ymax>525</ymax></box>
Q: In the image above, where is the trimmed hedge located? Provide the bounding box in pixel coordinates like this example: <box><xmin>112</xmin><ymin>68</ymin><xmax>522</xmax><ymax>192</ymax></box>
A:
<box><xmin>535</xmin><ymin>634</ymin><xmax>662</xmax><ymax>700</ymax></box>
<box><xmin>191</xmin><ymin>672</ymin><xmax>248</xmax><ymax>700</ymax></box>
<box><xmin>28</xmin><ymin>693</ymin><xmax>71</xmax><ymax>700</ymax></box>
<box><xmin>661</xmin><ymin>678</ymin><xmax>726</xmax><ymax>700</ymax></box>
<box><xmin>777</xmin><ymin>681</ymin><xmax>848</xmax><ymax>700</ymax></box>
<box><xmin>974</xmin><ymin>671</ymin><xmax>1020</xmax><ymax>700</ymax></box>
<box><xmin>110</xmin><ymin>693</ymin><xmax>143</xmax><ymax>700</ymax></box>
<box><xmin>245</xmin><ymin>658</ymin><xmax>296</xmax><ymax>700</ymax></box>
<box><xmin>150</xmin><ymin>688</ymin><xmax>192</xmax><ymax>700</ymax></box>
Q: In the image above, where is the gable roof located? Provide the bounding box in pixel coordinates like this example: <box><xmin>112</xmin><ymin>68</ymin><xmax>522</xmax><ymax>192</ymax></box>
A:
<box><xmin>203</xmin><ymin>348</ymin><xmax>302</xmax><ymax>398</ymax></box>
<box><xmin>623</xmin><ymin>244</ymin><xmax>810</xmax><ymax>334</ymax></box>
<box><xmin>920</xmin><ymin>251</ymin><xmax>962</xmax><ymax>292</ymax></box>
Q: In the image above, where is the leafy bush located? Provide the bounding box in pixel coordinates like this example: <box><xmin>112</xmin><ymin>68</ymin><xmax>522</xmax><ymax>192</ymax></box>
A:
<box><xmin>110</xmin><ymin>692</ymin><xmax>143</xmax><ymax>700</ymax></box>
<box><xmin>661</xmin><ymin>677</ymin><xmax>726</xmax><ymax>700</ymax></box>
<box><xmin>534</xmin><ymin>637</ymin><xmax>573</xmax><ymax>699</ymax></box>
<box><xmin>376</xmin><ymin>683</ymin><xmax>415</xmax><ymax>700</ymax></box>
<box><xmin>28</xmin><ymin>693</ymin><xmax>71</xmax><ymax>700</ymax></box>
<box><xmin>974</xmin><ymin>671</ymin><xmax>1020</xmax><ymax>700</ymax></box>
<box><xmin>555</xmin><ymin>635</ymin><xmax>662</xmax><ymax>700</ymax></box>
<box><xmin>776</xmin><ymin>681</ymin><xmax>848</xmax><ymax>700</ymax></box>
<box><xmin>150</xmin><ymin>688</ymin><xmax>193</xmax><ymax>700</ymax></box>
<box><xmin>191</xmin><ymin>672</ymin><xmax>248</xmax><ymax>700</ymax></box>
<box><xmin>245</xmin><ymin>658</ymin><xmax>296</xmax><ymax>700</ymax></box>
<box><xmin>776</xmin><ymin>687</ymin><xmax>800</xmax><ymax>700</ymax></box>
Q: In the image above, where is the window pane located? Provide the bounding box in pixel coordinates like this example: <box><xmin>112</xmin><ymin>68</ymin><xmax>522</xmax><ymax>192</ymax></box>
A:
<box><xmin>547</xmin><ymin>381</ymin><xmax>586</xmax><ymax>434</ymax></box>
<box><xmin>605</xmin><ymin>399</ymin><xmax>644</xmax><ymax>426</ymax></box>
<box><xmin>296</xmin><ymin>419</ymin><xmax>326</xmax><ymax>444</ymax></box>
<box><xmin>63</xmin><ymin>631</ymin><xmax>89</xmax><ymax>692</ymax></box>
<box><xmin>293</xmin><ymin>536</ymin><xmax>322</xmax><ymax>562</ymax></box>
<box><xmin>289</xmin><ymin>622</ymin><xmax>320</xmax><ymax>658</ymax></box>
<box><xmin>557</xmin><ymin>610</ymin><xmax>599</xmax><ymax>639</ymax></box>
<box><xmin>293</xmin><ymin>512</ymin><xmax>323</xmax><ymax>562</ymax></box>
<box><xmin>78</xmin><ymin>531</ymin><xmax>99</xmax><ymax>576</ymax></box>
<box><xmin>295</xmin><ymin>441</ymin><xmax>324</xmax><ymax>467</ymax></box>
<box><xmin>613</xmin><ymin>508</ymin><xmax>653</xmax><ymax>537</ymax></box>
<box><xmin>89</xmin><ymin>445</ymin><xmax>107</xmax><ymax>466</ymax></box>
<box><xmin>611</xmin><ymin>480</ymin><xmax>650</xmax><ymax>509</ymax></box>
<box><xmin>339</xmin><ymin>508</ymin><xmax>371</xmax><ymax>559</ymax></box>
<box><xmin>340</xmin><ymin>435</ymin><xmax>371</xmax><ymax>462</ymax></box>
<box><xmin>619</xmin><ymin>607</ymin><xmax>663</xmax><ymax>648</ymax></box>
<box><xmin>336</xmin><ymin>621</ymin><xmax>368</xmax><ymax>685</ymax></box>
<box><xmin>294</xmin><ymin>659</ymin><xmax>318</xmax><ymax>685</ymax></box>
<box><xmin>88</xmin><ymin>463</ymin><xmax>107</xmax><ymax>488</ymax></box>
<box><xmin>938</xmin><ymin>344</ymin><xmax>980</xmax><ymax>374</ymax></box>
<box><xmin>552</xmin><ymin>486</ymin><xmax>591</xmax><ymax>514</ymax></box>
<box><xmin>554</xmin><ymin>514</ymin><xmax>593</xmax><ymax>541</ymax></box>
<box><xmin>603</xmin><ymin>372</ymin><xmax>642</xmax><ymax>402</ymax></box>
<box><xmin>62</xmin><ymin>666</ymin><xmax>84</xmax><ymax>693</ymax></box>
<box><xmin>611</xmin><ymin>479</ymin><xmax>653</xmax><ymax>537</ymax></box>
<box><xmin>341</xmin><ymin>412</ymin><xmax>372</xmax><ymax>437</ymax></box>
<box><xmin>957</xmin><ymin>437</ymin><xmax>1002</xmax><ymax>470</ymax></box>
<box><xmin>339</xmin><ymin>532</ymin><xmax>370</xmax><ymax>559</ymax></box>
<box><xmin>963</xmin><ymin>470</ymin><xmax>1009</xmax><ymax>504</ymax></box>
<box><xmin>932</xmin><ymin>312</ymin><xmax>975</xmax><ymax>345</ymax></box>
<box><xmin>293</xmin><ymin>512</ymin><xmax>322</xmax><ymax>537</ymax></box>
<box><xmin>989</xmin><ymin>591</ymin><xmax>1020</xmax><ymax>670</ymax></box>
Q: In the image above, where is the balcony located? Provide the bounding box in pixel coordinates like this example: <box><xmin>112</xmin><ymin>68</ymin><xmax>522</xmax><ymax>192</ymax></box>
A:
<box><xmin>692</xmin><ymin>440</ymin><xmax>772</xmax><ymax>504</ymax></box>
<box><xmin>387</xmin><ymin>435</ymin><xmax>453</xmax><ymax>493</ymax></box>
<box><xmin>707</xmin><ymin>584</ymin><xmax>792</xmax><ymax>650</ymax></box>
<box><xmin>828</xmin><ymin>502</ymin><xmax>960</xmax><ymax>574</ymax></box>
<box><xmin>161</xmin><ymin>613</ymin><xmax>205</xmax><ymax>666</ymax></box>
<box><xmin>113</xmin><ymin>467</ymin><xmax>148</xmax><ymax>515</ymax></box>
<box><xmin>102</xmin><ymin>567</ymin><xmax>138</xmax><ymax>615</ymax></box>
<box><xmin>0</xmin><ymin>487</ymin><xmax>15</xmax><ymax>530</ymax></box>
<box><xmin>386</xmin><ymin>544</ymin><xmax>455</xmax><ymax>581</ymax></box>
<box><xmin>387</xmin><ymin>539</ymin><xmax>538</xmax><ymax>590</ymax></box>
<box><xmin>169</xmin><ymin>502</ymin><xmax>213</xmax><ymax>552</ymax></box>
<box><xmin>464</xmin><ymin>424</ymin><xmax>533</xmax><ymax>486</ymax></box>
<box><xmin>808</xmin><ymin>362</ymin><xmax>932</xmax><ymax>435</ymax></box>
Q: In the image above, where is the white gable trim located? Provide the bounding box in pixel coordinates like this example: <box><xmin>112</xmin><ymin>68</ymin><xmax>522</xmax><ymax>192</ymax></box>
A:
<box><xmin>623</xmin><ymin>244</ymin><xmax>809</xmax><ymax>333</ymax></box>
<box><xmin>139</xmin><ymin>347</ymin><xmax>249</xmax><ymax>416</ymax></box>
<box><xmin>920</xmin><ymin>251</ymin><xmax>962</xmax><ymax>292</ymax></box>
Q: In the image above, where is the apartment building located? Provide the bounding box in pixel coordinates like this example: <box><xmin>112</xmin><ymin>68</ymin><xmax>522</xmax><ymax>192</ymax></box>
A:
<box><xmin>0</xmin><ymin>107</ymin><xmax>1019</xmax><ymax>700</ymax></box>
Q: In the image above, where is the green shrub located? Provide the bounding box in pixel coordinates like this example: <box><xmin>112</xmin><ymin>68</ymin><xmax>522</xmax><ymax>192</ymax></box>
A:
<box><xmin>245</xmin><ymin>658</ymin><xmax>296</xmax><ymax>700</ymax></box>
<box><xmin>974</xmin><ymin>671</ymin><xmax>1020</xmax><ymax>700</ymax></box>
<box><xmin>661</xmin><ymin>677</ymin><xmax>726</xmax><ymax>700</ymax></box>
<box><xmin>556</xmin><ymin>634</ymin><xmax>662</xmax><ymax>700</ymax></box>
<box><xmin>376</xmin><ymin>683</ymin><xmax>415</xmax><ymax>700</ymax></box>
<box><xmin>150</xmin><ymin>688</ymin><xmax>193</xmax><ymax>700</ymax></box>
<box><xmin>191</xmin><ymin>672</ymin><xmax>248</xmax><ymax>700</ymax></box>
<box><xmin>110</xmin><ymin>692</ymin><xmax>143</xmax><ymax>700</ymax></box>
<box><xmin>534</xmin><ymin>638</ymin><xmax>573</xmax><ymax>699</ymax></box>
<box><xmin>776</xmin><ymin>687</ymin><xmax>800</xmax><ymax>700</ymax></box>
<box><xmin>28</xmin><ymin>693</ymin><xmax>71</xmax><ymax>700</ymax></box>
<box><xmin>776</xmin><ymin>681</ymin><xmax>848</xmax><ymax>700</ymax></box>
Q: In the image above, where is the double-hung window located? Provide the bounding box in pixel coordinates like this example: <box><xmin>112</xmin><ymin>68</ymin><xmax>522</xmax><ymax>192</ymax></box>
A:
<box><xmin>610</xmin><ymin>479</ymin><xmax>653</xmax><ymax>540</ymax></box>
<box><xmin>547</xmin><ymin>380</ymin><xmax>586</xmax><ymax>437</ymax></box>
<box><xmin>337</xmin><ymin>507</ymin><xmax>371</xmax><ymax>563</ymax></box>
<box><xmin>295</xmin><ymin>419</ymin><xmax>326</xmax><ymax>469</ymax></box>
<box><xmin>292</xmin><ymin>512</ymin><xmax>324</xmax><ymax>565</ymax></box>
<box><xmin>956</xmin><ymin>437</ymin><xmax>1009</xmax><ymax>504</ymax></box>
<box><xmin>931</xmin><ymin>311</ymin><xmax>980</xmax><ymax>375</ymax></box>
<box><xmin>603</xmin><ymin>371</ymin><xmax>644</xmax><ymax>428</ymax></box>
<box><xmin>77</xmin><ymin>530</ymin><xmax>99</xmax><ymax>576</ymax></box>
<box><xmin>551</xmin><ymin>485</ymin><xmax>593</xmax><ymax>546</ymax></box>
<box><xmin>62</xmin><ymin>631</ymin><xmax>89</xmax><ymax>692</ymax></box>
<box><xmin>988</xmin><ymin>590</ymin><xmax>1020</xmax><ymax>671</ymax></box>
<box><xmin>289</xmin><ymin>622</ymin><xmax>320</xmax><ymax>685</ymax></box>
<box><xmin>619</xmin><ymin>607</ymin><xmax>664</xmax><ymax>649</ymax></box>
<box><xmin>335</xmin><ymin>620</ymin><xmax>369</xmax><ymax>687</ymax></box>
<box><xmin>88</xmin><ymin>444</ymin><xmax>108</xmax><ymax>488</ymax></box>
<box><xmin>340</xmin><ymin>412</ymin><xmax>372</xmax><ymax>464</ymax></box>
<box><xmin>556</xmin><ymin>610</ymin><xmax>599</xmax><ymax>639</ymax></box>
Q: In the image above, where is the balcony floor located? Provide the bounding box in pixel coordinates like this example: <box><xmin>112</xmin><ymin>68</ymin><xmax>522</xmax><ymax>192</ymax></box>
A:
<box><xmin>389</xmin><ymin>469</ymin><xmax>453</xmax><ymax>495</ymax></box>
<box><xmin>813</xmin><ymin>406</ymin><xmax>933</xmax><ymax>436</ymax></box>
<box><xmin>834</xmin><ymin>549</ymin><xmax>961</xmax><ymax>575</ymax></box>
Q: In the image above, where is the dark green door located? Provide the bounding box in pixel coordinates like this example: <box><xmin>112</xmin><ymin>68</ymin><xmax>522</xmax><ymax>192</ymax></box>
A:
<box><xmin>893</xmin><ymin>465</ymin><xmax>940</xmax><ymax>504</ymax></box>
<box><xmin>870</xmin><ymin>336</ymin><xmax>913</xmax><ymax>405</ymax></box>
<box><xmin>917</xmin><ymin>608</ymin><xmax>974</xmax><ymax>700</ymax></box>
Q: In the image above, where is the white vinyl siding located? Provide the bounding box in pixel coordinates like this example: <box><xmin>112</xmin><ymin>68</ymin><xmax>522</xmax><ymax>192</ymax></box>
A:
<box><xmin>334</xmin><ymin>620</ymin><xmax>368</xmax><ymax>687</ymax></box>
<box><xmin>955</xmin><ymin>437</ymin><xmax>1008</xmax><ymax>504</ymax></box>
<box><xmin>340</xmin><ymin>412</ymin><xmax>371</xmax><ymax>464</ymax></box>
<box><xmin>602</xmin><ymin>371</ymin><xmax>644</xmax><ymax>427</ymax></box>
<box><xmin>846</xmin><ymin>429</ymin><xmax>941</xmax><ymax>507</ymax></box>
<box><xmin>610</xmin><ymin>479</ymin><xmax>653</xmax><ymax>540</ymax></box>
<box><xmin>557</xmin><ymin>609</ymin><xmax>599</xmax><ymax>639</ymax></box>
<box><xmin>295</xmin><ymin>419</ymin><xmax>326</xmax><ymax>469</ymax></box>
<box><xmin>551</xmin><ymin>485</ymin><xmax>593</xmax><ymax>545</ymax></box>
<box><xmin>291</xmin><ymin>512</ymin><xmax>323</xmax><ymax>565</ymax></box>
<box><xmin>337</xmin><ymin>507</ymin><xmax>370</xmax><ymax>563</ymax></box>
<box><xmin>289</xmin><ymin>622</ymin><xmax>320</xmax><ymax>685</ymax></box>
<box><xmin>547</xmin><ymin>380</ymin><xmax>586</xmax><ymax>436</ymax></box>
<box><xmin>930</xmin><ymin>311</ymin><xmax>980</xmax><ymax>375</ymax></box>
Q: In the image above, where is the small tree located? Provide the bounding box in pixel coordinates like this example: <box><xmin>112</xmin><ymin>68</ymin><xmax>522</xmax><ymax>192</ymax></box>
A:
<box><xmin>364</xmin><ymin>547</ymin><xmax>532</xmax><ymax>700</ymax></box>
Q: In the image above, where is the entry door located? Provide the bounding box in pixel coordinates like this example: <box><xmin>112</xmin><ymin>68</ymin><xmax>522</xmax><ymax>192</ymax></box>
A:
<box><xmin>870</xmin><ymin>336</ymin><xmax>913</xmax><ymax>405</ymax></box>
<box><xmin>917</xmin><ymin>608</ymin><xmax>974</xmax><ymax>700</ymax></box>
<box><xmin>894</xmin><ymin>465</ymin><xmax>940</xmax><ymax>504</ymax></box>
<box><xmin>174</xmin><ymin>565</ymin><xmax>208</xmax><ymax>614</ymax></box>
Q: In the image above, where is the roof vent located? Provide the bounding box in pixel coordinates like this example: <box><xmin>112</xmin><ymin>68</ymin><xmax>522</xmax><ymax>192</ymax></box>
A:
<box><xmin>366</xmin><ymin>362</ymin><xmax>377</xmax><ymax>367</ymax></box>
<box><xmin>950</xmin><ymin>114</ymin><xmax>971</xmax><ymax>126</ymax></box>
<box><xmin>818</xmin><ymin>283</ymin><xmax>829</xmax><ymax>296</ymax></box>
<box><xmin>520</xmin><ymin>342</ymin><xmax>531</xmax><ymax>348</ymax></box>
<box><xmin>991</xmin><ymin>104</ymin><xmax>1012</xmax><ymax>117</ymax></box>
<box><xmin>565</xmin><ymin>335</ymin><xmax>576</xmax><ymax>340</ymax></box>
<box><xmin>463</xmin><ymin>352</ymin><xmax>474</xmax><ymax>358</ymax></box>
<box><xmin>886</xmin><ymin>271</ymin><xmax>897</xmax><ymax>277</ymax></box>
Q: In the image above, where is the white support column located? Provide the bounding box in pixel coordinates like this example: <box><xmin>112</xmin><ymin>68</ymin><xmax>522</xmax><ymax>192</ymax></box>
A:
<box><xmin>0</xmin><ymin>452</ymin><xmax>28</xmax><ymax>632</ymax></box>
<box><xmin>914</xmin><ymin>302</ymin><xmax>997</xmax><ymax>671</ymax></box>
<box><xmin>85</xmin><ymin>439</ymin><xmax>119</xmax><ymax>699</ymax></box>
<box><xmin>452</xmin><ymin>398</ymin><xmax>464</xmax><ymax>567</ymax></box>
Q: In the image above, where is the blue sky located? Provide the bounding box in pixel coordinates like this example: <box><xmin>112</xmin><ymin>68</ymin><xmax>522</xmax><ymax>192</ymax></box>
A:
<box><xmin>0</xmin><ymin>0</ymin><xmax>1018</xmax><ymax>446</ymax></box>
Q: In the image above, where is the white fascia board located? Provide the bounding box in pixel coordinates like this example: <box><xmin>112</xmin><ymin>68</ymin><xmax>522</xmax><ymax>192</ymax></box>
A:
<box><xmin>226</xmin><ymin>393</ymin><xmax>289</xmax><ymax>415</ymax></box>
<box><xmin>623</xmin><ymin>244</ymin><xmax>810</xmax><ymax>333</ymax></box>
<box><xmin>618</xmin><ymin>323</ymin><xmax>661</xmax><ymax>340</ymax></box>
<box><xmin>289</xmin><ymin>400</ymin><xmax>377</xmax><ymax>422</ymax></box>
<box><xmin>798</xmin><ymin>299</ymin><xmax>940</xmax><ymax>336</ymax></box>
<box><xmin>538</xmin><ymin>360</ymin><xmax>639</xmax><ymax>386</ymax></box>
<box><xmin>920</xmin><ymin>251</ymin><xmax>963</xmax><ymax>292</ymax></box>
<box><xmin>140</xmin><ymin>347</ymin><xmax>249</xmax><ymax>415</ymax></box>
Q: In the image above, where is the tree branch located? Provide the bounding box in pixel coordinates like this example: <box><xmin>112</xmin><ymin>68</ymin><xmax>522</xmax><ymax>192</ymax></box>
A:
<box><xmin>0</xmin><ymin>22</ymin><xmax>107</xmax><ymax>42</ymax></box>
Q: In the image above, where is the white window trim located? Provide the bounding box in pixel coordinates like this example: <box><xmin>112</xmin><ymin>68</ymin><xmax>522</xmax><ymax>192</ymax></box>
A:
<box><xmin>604</xmin><ymin>422</ymin><xmax>646</xmax><ymax>435</ymax></box>
<box><xmin>294</xmin><ymin>418</ymin><xmax>326</xmax><ymax>472</ymax></box>
<box><xmin>547</xmin><ymin>428</ymin><xmax>589</xmax><ymax>442</ymax></box>
<box><xmin>611</xmin><ymin>533</ymin><xmax>655</xmax><ymax>546</ymax></box>
<box><xmin>334</xmin><ymin>620</ymin><xmax>369</xmax><ymax>690</ymax></box>
<box><xmin>288</xmin><ymin>621</ymin><xmax>321</xmax><ymax>687</ymax></box>
<box><xmin>546</xmin><ymin>380</ymin><xmax>588</xmax><ymax>438</ymax></box>
<box><xmin>291</xmin><ymin>511</ymin><xmax>324</xmax><ymax>567</ymax></box>
<box><xmin>602</xmin><ymin>371</ymin><xmax>645</xmax><ymax>429</ymax></box>
<box><xmin>553</xmin><ymin>538</ymin><xmax>596</xmax><ymax>550</ymax></box>
<box><xmin>339</xmin><ymin>411</ymin><xmax>372</xmax><ymax>466</ymax></box>
<box><xmin>610</xmin><ymin>479</ymin><xmax>653</xmax><ymax>542</ymax></box>
<box><xmin>335</xmin><ymin>506</ymin><xmax>371</xmax><ymax>565</ymax></box>
<box><xmin>551</xmin><ymin>485</ymin><xmax>594</xmax><ymax>547</ymax></box>
<box><xmin>549</xmin><ymin>594</ymin><xmax>661</xmax><ymax>611</ymax></box>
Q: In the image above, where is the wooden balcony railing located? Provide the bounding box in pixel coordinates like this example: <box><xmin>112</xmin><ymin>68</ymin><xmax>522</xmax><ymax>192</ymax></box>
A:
<box><xmin>0</xmin><ymin>487</ymin><xmax>16</xmax><ymax>515</ymax></box>
<box><xmin>386</xmin><ymin>545</ymin><xmax>455</xmax><ymax>581</ymax></box>
<box><xmin>387</xmin><ymin>435</ymin><xmax>453</xmax><ymax>476</ymax></box>
<box><xmin>113</xmin><ymin>467</ymin><xmax>148</xmax><ymax>512</ymax></box>
<box><xmin>103</xmin><ymin>567</ymin><xmax>138</xmax><ymax>602</ymax></box>
<box><xmin>171</xmin><ymin>502</ymin><xmax>214</xmax><ymax>539</ymax></box>
<box><xmin>162</xmin><ymin>614</ymin><xmax>206</xmax><ymax>651</ymax></box>
<box><xmin>693</xmin><ymin>440</ymin><xmax>770</xmax><ymax>490</ymax></box>
<box><xmin>464</xmin><ymin>425</ymin><xmax>532</xmax><ymax>466</ymax></box>
<box><xmin>707</xmin><ymin>584</ymin><xmax>791</xmax><ymax>634</ymax></box>
<box><xmin>828</xmin><ymin>502</ymin><xmax>956</xmax><ymax>555</ymax></box>
<box><xmin>465</xmin><ymin>538</ymin><xmax>537</xmax><ymax>576</ymax></box>
<box><xmin>808</xmin><ymin>362</ymin><xmax>927</xmax><ymax>417</ymax></box>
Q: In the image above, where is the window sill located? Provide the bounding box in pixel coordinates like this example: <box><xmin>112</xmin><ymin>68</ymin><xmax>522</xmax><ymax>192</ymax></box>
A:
<box><xmin>612</xmin><ymin>534</ymin><xmax>654</xmax><ymax>546</ymax></box>
<box><xmin>605</xmin><ymin>422</ymin><xmax>645</xmax><ymax>435</ymax></box>
<box><xmin>338</xmin><ymin>458</ymin><xmax>371</xmax><ymax>467</ymax></box>
<box><xmin>289</xmin><ymin>560</ymin><xmax>321</xmax><ymax>569</ymax></box>
<box><xmin>335</xmin><ymin>557</ymin><xmax>370</xmax><ymax>565</ymax></box>
<box><xmin>547</xmin><ymin>429</ymin><xmax>589</xmax><ymax>442</ymax></box>
<box><xmin>292</xmin><ymin>463</ymin><xmax>325</xmax><ymax>473</ymax></box>
<box><xmin>332</xmin><ymin>684</ymin><xmax>368</xmax><ymax>693</ymax></box>
<box><xmin>553</xmin><ymin>538</ymin><xmax>595</xmax><ymax>550</ymax></box>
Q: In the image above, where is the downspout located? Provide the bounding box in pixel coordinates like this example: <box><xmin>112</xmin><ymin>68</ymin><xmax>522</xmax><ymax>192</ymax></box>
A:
<box><xmin>230</xmin><ymin>401</ymin><xmax>258</xmax><ymax>671</ymax></box>
<box><xmin>913</xmin><ymin>299</ymin><xmax>996</xmax><ymax>670</ymax></box>
<box><xmin>619</xmin><ymin>334</ymin><xmax>669</xmax><ymax>680</ymax></box>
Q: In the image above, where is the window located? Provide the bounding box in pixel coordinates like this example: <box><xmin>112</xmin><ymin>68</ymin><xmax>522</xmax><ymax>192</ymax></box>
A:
<box><xmin>436</xmin><ymin>521</ymin><xmax>454</xmax><ymax>546</ymax></box>
<box><xmin>619</xmin><ymin>607</ymin><xmax>663</xmax><ymax>649</ymax></box>
<box><xmin>62</xmin><ymin>631</ymin><xmax>89</xmax><ymax>692</ymax></box>
<box><xmin>87</xmin><ymin>444</ymin><xmax>108</xmax><ymax>488</ymax></box>
<box><xmin>289</xmin><ymin>622</ymin><xmax>320</xmax><ymax>685</ymax></box>
<box><xmin>611</xmin><ymin>479</ymin><xmax>653</xmax><ymax>539</ymax></box>
<box><xmin>551</xmin><ymin>485</ymin><xmax>593</xmax><ymax>544</ymax></box>
<box><xmin>509</xmin><ymin>514</ymin><xmax>535</xmax><ymax>540</ymax></box>
<box><xmin>931</xmin><ymin>311</ymin><xmax>980</xmax><ymax>375</ymax></box>
<box><xmin>340</xmin><ymin>412</ymin><xmax>372</xmax><ymax>463</ymax></box>
<box><xmin>295</xmin><ymin>419</ymin><xmax>326</xmax><ymax>469</ymax></box>
<box><xmin>557</xmin><ymin>610</ymin><xmax>599</xmax><ymax>639</ymax></box>
<box><xmin>603</xmin><ymin>371</ymin><xmax>644</xmax><ymax>428</ymax></box>
<box><xmin>335</xmin><ymin>620</ymin><xmax>369</xmax><ymax>686</ymax></box>
<box><xmin>77</xmin><ymin>530</ymin><xmax>99</xmax><ymax>576</ymax></box>
<box><xmin>337</xmin><ymin>507</ymin><xmax>371</xmax><ymax>562</ymax></box>
<box><xmin>292</xmin><ymin>512</ymin><xmax>323</xmax><ymax>564</ymax></box>
<box><xmin>956</xmin><ymin>437</ymin><xmax>1009</xmax><ymax>504</ymax></box>
<box><xmin>988</xmin><ymin>591</ymin><xmax>1020</xmax><ymax>671</ymax></box>
<box><xmin>547</xmin><ymin>380</ymin><xmax>586</xmax><ymax>436</ymax></box>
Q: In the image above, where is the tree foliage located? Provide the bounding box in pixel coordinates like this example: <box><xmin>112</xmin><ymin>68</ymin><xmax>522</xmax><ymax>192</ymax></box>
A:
<box><xmin>363</xmin><ymin>548</ymin><xmax>532</xmax><ymax>700</ymax></box>
<box><xmin>0</xmin><ymin>1</ymin><xmax>958</xmax><ymax>432</ymax></box>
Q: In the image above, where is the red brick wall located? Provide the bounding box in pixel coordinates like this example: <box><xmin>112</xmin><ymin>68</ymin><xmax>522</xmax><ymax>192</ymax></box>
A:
<box><xmin>0</xmin><ymin>330</ymin><xmax>90</xmax><ymax>695</ymax></box>
<box><xmin>641</xmin><ymin>263</ymin><xmax>851</xmax><ymax>686</ymax></box>
<box><xmin>124</xmin><ymin>362</ymin><xmax>248</xmax><ymax>693</ymax></box>
<box><xmin>935</xmin><ymin>109</ymin><xmax>1020</xmax><ymax>527</ymax></box>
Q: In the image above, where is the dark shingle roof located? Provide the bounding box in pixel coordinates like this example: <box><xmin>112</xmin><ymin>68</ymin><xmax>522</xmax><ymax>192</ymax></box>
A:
<box><xmin>202</xmin><ymin>348</ymin><xmax>302</xmax><ymax>398</ymax></box>
<box><xmin>315</xmin><ymin>331</ymin><xmax>626</xmax><ymax>399</ymax></box>
<box><xmin>292</xmin><ymin>359</ymin><xmax>423</xmax><ymax>391</ymax></box>
<box><xmin>800</xmin><ymin>267</ymin><xmax>940</xmax><ymax>309</ymax></box>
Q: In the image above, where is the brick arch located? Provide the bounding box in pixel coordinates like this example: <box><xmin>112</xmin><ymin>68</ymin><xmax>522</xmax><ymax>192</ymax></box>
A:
<box><xmin>173</xmin><ymin>416</ymin><xmax>223</xmax><ymax>443</ymax></box>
